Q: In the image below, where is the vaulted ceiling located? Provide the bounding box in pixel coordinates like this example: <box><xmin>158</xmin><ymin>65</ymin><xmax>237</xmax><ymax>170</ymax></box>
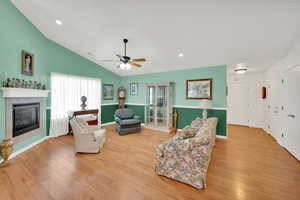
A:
<box><xmin>11</xmin><ymin>0</ymin><xmax>300</xmax><ymax>76</ymax></box>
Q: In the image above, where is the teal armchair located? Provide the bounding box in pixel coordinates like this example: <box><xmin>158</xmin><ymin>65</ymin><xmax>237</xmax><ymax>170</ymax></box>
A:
<box><xmin>114</xmin><ymin>109</ymin><xmax>141</xmax><ymax>135</ymax></box>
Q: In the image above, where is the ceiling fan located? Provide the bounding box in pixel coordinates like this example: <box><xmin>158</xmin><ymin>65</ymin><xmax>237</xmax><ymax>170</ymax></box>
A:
<box><xmin>101</xmin><ymin>39</ymin><xmax>146</xmax><ymax>70</ymax></box>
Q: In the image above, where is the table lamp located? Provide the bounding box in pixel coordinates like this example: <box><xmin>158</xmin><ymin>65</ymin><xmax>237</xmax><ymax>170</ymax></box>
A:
<box><xmin>199</xmin><ymin>100</ymin><xmax>212</xmax><ymax>119</ymax></box>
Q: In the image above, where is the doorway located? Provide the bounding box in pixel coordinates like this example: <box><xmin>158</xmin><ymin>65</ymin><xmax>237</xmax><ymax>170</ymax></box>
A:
<box><xmin>282</xmin><ymin>66</ymin><xmax>300</xmax><ymax>160</ymax></box>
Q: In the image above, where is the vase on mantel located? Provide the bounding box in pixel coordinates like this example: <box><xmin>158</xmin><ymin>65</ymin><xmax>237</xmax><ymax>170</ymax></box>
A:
<box><xmin>0</xmin><ymin>138</ymin><xmax>13</xmax><ymax>167</ymax></box>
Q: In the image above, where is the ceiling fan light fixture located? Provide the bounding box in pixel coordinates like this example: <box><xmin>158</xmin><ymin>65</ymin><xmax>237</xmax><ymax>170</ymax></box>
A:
<box><xmin>125</xmin><ymin>63</ymin><xmax>131</xmax><ymax>70</ymax></box>
<box><xmin>234</xmin><ymin>63</ymin><xmax>248</xmax><ymax>74</ymax></box>
<box><xmin>120</xmin><ymin>63</ymin><xmax>131</xmax><ymax>70</ymax></box>
<box><xmin>103</xmin><ymin>39</ymin><xmax>146</xmax><ymax>70</ymax></box>
<box><xmin>120</xmin><ymin>63</ymin><xmax>126</xmax><ymax>70</ymax></box>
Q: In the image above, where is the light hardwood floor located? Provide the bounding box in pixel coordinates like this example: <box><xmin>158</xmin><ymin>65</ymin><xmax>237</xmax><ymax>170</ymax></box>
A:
<box><xmin>0</xmin><ymin>125</ymin><xmax>299</xmax><ymax>200</ymax></box>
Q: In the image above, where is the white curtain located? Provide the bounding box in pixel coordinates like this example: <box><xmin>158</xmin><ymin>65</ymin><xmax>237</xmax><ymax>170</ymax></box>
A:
<box><xmin>50</xmin><ymin>73</ymin><xmax>101</xmax><ymax>137</ymax></box>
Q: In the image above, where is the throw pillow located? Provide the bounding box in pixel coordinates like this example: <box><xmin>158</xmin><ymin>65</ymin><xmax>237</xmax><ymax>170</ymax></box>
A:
<box><xmin>195</xmin><ymin>127</ymin><xmax>211</xmax><ymax>137</ymax></box>
<box><xmin>177</xmin><ymin>126</ymin><xmax>197</xmax><ymax>139</ymax></box>
<box><xmin>190</xmin><ymin>117</ymin><xmax>204</xmax><ymax>130</ymax></box>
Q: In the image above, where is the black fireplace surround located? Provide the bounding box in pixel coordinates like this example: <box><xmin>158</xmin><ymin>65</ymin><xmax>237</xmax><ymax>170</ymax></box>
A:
<box><xmin>12</xmin><ymin>103</ymin><xmax>40</xmax><ymax>138</ymax></box>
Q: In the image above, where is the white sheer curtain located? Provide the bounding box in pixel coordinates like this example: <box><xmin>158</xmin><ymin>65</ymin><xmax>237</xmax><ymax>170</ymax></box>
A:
<box><xmin>50</xmin><ymin>73</ymin><xmax>101</xmax><ymax>137</ymax></box>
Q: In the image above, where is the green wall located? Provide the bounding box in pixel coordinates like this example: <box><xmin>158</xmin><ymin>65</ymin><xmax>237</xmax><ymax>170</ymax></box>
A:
<box><xmin>121</xmin><ymin>66</ymin><xmax>227</xmax><ymax>136</ymax></box>
<box><xmin>121</xmin><ymin>66</ymin><xmax>227</xmax><ymax>108</ymax></box>
<box><xmin>0</xmin><ymin>0</ymin><xmax>121</xmax><ymax>152</ymax></box>
<box><xmin>125</xmin><ymin>105</ymin><xmax>227</xmax><ymax>136</ymax></box>
<box><xmin>0</xmin><ymin>0</ymin><xmax>228</xmax><ymax>154</ymax></box>
<box><xmin>101</xmin><ymin>104</ymin><xmax>119</xmax><ymax>124</ymax></box>
<box><xmin>126</xmin><ymin>105</ymin><xmax>145</xmax><ymax>123</ymax></box>
<box><xmin>176</xmin><ymin>107</ymin><xmax>227</xmax><ymax>136</ymax></box>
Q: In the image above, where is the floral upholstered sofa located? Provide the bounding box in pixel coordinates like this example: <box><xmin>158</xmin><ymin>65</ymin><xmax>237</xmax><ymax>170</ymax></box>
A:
<box><xmin>155</xmin><ymin>117</ymin><xmax>218</xmax><ymax>189</ymax></box>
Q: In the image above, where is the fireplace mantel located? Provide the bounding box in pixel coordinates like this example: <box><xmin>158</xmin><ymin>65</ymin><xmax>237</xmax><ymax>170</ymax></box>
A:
<box><xmin>0</xmin><ymin>88</ymin><xmax>50</xmax><ymax>98</ymax></box>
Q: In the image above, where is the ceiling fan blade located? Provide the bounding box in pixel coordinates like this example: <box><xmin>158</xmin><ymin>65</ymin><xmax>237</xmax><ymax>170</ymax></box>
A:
<box><xmin>131</xmin><ymin>58</ymin><xmax>146</xmax><ymax>62</ymax></box>
<box><xmin>129</xmin><ymin>62</ymin><xmax>142</xmax><ymax>67</ymax></box>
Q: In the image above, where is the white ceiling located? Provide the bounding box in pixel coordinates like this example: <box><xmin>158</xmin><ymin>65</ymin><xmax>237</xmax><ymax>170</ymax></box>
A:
<box><xmin>11</xmin><ymin>0</ymin><xmax>300</xmax><ymax>76</ymax></box>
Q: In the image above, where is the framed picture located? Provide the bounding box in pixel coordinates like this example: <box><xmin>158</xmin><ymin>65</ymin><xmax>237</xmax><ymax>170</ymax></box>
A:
<box><xmin>103</xmin><ymin>84</ymin><xmax>114</xmax><ymax>100</ymax></box>
<box><xmin>22</xmin><ymin>50</ymin><xmax>34</xmax><ymax>76</ymax></box>
<box><xmin>186</xmin><ymin>78</ymin><xmax>212</xmax><ymax>100</ymax></box>
<box><xmin>130</xmin><ymin>83</ymin><xmax>138</xmax><ymax>96</ymax></box>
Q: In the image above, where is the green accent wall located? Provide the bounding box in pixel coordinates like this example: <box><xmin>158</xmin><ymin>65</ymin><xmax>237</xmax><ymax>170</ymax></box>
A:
<box><xmin>0</xmin><ymin>0</ymin><xmax>121</xmax><ymax>152</ymax></box>
<box><xmin>125</xmin><ymin>105</ymin><xmax>145</xmax><ymax>123</ymax></box>
<box><xmin>121</xmin><ymin>66</ymin><xmax>227</xmax><ymax>136</ymax></box>
<box><xmin>121</xmin><ymin>66</ymin><xmax>227</xmax><ymax>108</ymax></box>
<box><xmin>101</xmin><ymin>104</ymin><xmax>119</xmax><ymax>124</ymax></box>
<box><xmin>46</xmin><ymin>109</ymin><xmax>51</xmax><ymax>136</ymax></box>
<box><xmin>124</xmin><ymin>105</ymin><xmax>227</xmax><ymax>136</ymax></box>
<box><xmin>175</xmin><ymin>107</ymin><xmax>227</xmax><ymax>136</ymax></box>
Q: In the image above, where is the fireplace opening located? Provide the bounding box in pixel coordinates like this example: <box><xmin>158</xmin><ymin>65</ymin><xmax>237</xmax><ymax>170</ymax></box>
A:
<box><xmin>13</xmin><ymin>103</ymin><xmax>40</xmax><ymax>138</ymax></box>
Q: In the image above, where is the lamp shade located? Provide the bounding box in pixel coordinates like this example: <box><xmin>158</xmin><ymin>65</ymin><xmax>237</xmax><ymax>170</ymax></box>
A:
<box><xmin>199</xmin><ymin>100</ymin><xmax>213</xmax><ymax>109</ymax></box>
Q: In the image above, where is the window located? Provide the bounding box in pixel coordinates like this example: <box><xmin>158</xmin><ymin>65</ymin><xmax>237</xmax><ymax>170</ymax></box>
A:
<box><xmin>50</xmin><ymin>73</ymin><xmax>101</xmax><ymax>137</ymax></box>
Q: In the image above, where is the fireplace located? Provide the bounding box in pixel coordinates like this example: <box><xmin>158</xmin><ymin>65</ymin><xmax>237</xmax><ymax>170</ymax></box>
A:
<box><xmin>5</xmin><ymin>98</ymin><xmax>43</xmax><ymax>143</ymax></box>
<box><xmin>13</xmin><ymin>103</ymin><xmax>40</xmax><ymax>138</ymax></box>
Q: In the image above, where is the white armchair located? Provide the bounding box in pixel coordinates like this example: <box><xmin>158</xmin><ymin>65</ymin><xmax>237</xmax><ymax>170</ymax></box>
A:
<box><xmin>70</xmin><ymin>118</ymin><xmax>106</xmax><ymax>153</ymax></box>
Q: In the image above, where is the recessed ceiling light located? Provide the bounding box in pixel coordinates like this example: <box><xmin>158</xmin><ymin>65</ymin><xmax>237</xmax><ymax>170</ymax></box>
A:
<box><xmin>55</xmin><ymin>20</ymin><xmax>63</xmax><ymax>25</ymax></box>
<box><xmin>178</xmin><ymin>53</ymin><xmax>184</xmax><ymax>58</ymax></box>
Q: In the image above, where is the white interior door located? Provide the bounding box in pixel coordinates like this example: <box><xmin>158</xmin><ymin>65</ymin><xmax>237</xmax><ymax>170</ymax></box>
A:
<box><xmin>267</xmin><ymin>75</ymin><xmax>283</xmax><ymax>142</ymax></box>
<box><xmin>227</xmin><ymin>83</ymin><xmax>249</xmax><ymax>126</ymax></box>
<box><xmin>283</xmin><ymin>67</ymin><xmax>300</xmax><ymax>160</ymax></box>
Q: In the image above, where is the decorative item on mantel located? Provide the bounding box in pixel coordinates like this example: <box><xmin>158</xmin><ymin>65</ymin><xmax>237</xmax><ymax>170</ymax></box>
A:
<box><xmin>0</xmin><ymin>138</ymin><xmax>13</xmax><ymax>167</ymax></box>
<box><xmin>2</xmin><ymin>77</ymin><xmax>46</xmax><ymax>90</ymax></box>
<box><xmin>80</xmin><ymin>96</ymin><xmax>88</xmax><ymax>110</ymax></box>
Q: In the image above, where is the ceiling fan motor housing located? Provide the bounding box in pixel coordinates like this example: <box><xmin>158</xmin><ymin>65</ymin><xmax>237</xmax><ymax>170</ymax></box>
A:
<box><xmin>123</xmin><ymin>56</ymin><xmax>131</xmax><ymax>62</ymax></box>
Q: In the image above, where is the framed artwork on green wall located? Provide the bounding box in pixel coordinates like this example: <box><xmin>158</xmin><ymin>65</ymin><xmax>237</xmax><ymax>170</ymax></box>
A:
<box><xmin>130</xmin><ymin>83</ymin><xmax>138</xmax><ymax>96</ymax></box>
<box><xmin>21</xmin><ymin>50</ymin><xmax>34</xmax><ymax>76</ymax></box>
<box><xmin>186</xmin><ymin>78</ymin><xmax>212</xmax><ymax>100</ymax></box>
<box><xmin>103</xmin><ymin>84</ymin><xmax>114</xmax><ymax>100</ymax></box>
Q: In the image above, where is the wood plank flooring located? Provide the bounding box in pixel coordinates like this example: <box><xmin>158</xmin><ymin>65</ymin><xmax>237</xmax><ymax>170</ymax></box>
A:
<box><xmin>0</xmin><ymin>125</ymin><xmax>299</xmax><ymax>200</ymax></box>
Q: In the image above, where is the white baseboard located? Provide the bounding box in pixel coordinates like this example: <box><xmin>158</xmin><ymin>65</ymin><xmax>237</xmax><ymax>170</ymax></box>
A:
<box><xmin>101</xmin><ymin>121</ymin><xmax>115</xmax><ymax>126</ymax></box>
<box><xmin>2</xmin><ymin>136</ymin><xmax>50</xmax><ymax>162</ymax></box>
<box><xmin>263</xmin><ymin>128</ymin><xmax>270</xmax><ymax>134</ymax></box>
<box><xmin>216</xmin><ymin>135</ymin><xmax>227</xmax><ymax>139</ymax></box>
<box><xmin>142</xmin><ymin>125</ymin><xmax>170</xmax><ymax>133</ymax></box>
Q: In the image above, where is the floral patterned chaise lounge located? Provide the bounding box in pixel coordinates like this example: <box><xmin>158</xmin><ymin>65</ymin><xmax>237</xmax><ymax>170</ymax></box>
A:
<box><xmin>155</xmin><ymin>117</ymin><xmax>218</xmax><ymax>189</ymax></box>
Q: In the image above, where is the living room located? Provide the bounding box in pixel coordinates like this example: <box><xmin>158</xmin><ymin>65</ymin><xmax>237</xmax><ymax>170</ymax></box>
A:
<box><xmin>0</xmin><ymin>0</ymin><xmax>299</xmax><ymax>200</ymax></box>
